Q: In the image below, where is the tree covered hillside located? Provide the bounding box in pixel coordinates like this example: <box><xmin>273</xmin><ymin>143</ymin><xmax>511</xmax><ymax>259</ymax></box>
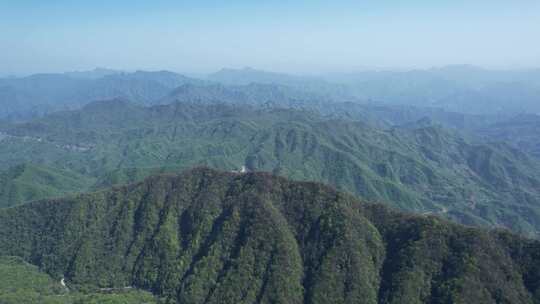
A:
<box><xmin>1</xmin><ymin>100</ymin><xmax>540</xmax><ymax>237</ymax></box>
<box><xmin>0</xmin><ymin>256</ymin><xmax>159</xmax><ymax>303</ymax></box>
<box><xmin>0</xmin><ymin>168</ymin><xmax>538</xmax><ymax>303</ymax></box>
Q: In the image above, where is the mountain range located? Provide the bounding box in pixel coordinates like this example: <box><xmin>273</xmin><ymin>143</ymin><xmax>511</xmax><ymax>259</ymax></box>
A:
<box><xmin>0</xmin><ymin>70</ymin><xmax>204</xmax><ymax>120</ymax></box>
<box><xmin>1</xmin><ymin>100</ymin><xmax>540</xmax><ymax>238</ymax></box>
<box><xmin>2</xmin><ymin>66</ymin><xmax>540</xmax><ymax>303</ymax></box>
<box><xmin>3</xmin><ymin>66</ymin><xmax>540</xmax><ymax>122</ymax></box>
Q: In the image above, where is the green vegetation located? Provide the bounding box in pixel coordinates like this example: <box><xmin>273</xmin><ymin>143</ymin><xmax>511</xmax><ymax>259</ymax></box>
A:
<box><xmin>0</xmin><ymin>164</ymin><xmax>95</xmax><ymax>208</ymax></box>
<box><xmin>0</xmin><ymin>168</ymin><xmax>538</xmax><ymax>303</ymax></box>
<box><xmin>1</xmin><ymin>101</ymin><xmax>540</xmax><ymax>237</ymax></box>
<box><xmin>0</xmin><ymin>256</ymin><xmax>159</xmax><ymax>303</ymax></box>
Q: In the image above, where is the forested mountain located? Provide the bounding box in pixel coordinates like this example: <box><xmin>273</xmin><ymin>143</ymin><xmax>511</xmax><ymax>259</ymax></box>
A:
<box><xmin>308</xmin><ymin>103</ymin><xmax>540</xmax><ymax>163</ymax></box>
<box><xmin>0</xmin><ymin>168</ymin><xmax>539</xmax><ymax>303</ymax></box>
<box><xmin>1</xmin><ymin>100</ymin><xmax>540</xmax><ymax>238</ymax></box>
<box><xmin>0</xmin><ymin>256</ymin><xmax>158</xmax><ymax>303</ymax></box>
<box><xmin>5</xmin><ymin>67</ymin><xmax>537</xmax><ymax>165</ymax></box>
<box><xmin>0</xmin><ymin>164</ymin><xmax>94</xmax><ymax>207</ymax></box>
<box><xmin>3</xmin><ymin>0</ymin><xmax>539</xmax><ymax>302</ymax></box>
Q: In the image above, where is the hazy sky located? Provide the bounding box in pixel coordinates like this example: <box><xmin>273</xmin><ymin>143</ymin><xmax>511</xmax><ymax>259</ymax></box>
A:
<box><xmin>1</xmin><ymin>0</ymin><xmax>540</xmax><ymax>75</ymax></box>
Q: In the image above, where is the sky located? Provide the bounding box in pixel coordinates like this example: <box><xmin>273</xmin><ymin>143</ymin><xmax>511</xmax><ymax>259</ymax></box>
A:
<box><xmin>1</xmin><ymin>0</ymin><xmax>540</xmax><ymax>75</ymax></box>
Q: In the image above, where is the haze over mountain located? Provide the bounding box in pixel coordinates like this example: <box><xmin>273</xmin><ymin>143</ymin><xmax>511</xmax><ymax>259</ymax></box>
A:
<box><xmin>211</xmin><ymin>66</ymin><xmax>540</xmax><ymax>115</ymax></box>
<box><xmin>0</xmin><ymin>70</ymin><xmax>205</xmax><ymax>120</ymax></box>
<box><xmin>3</xmin><ymin>65</ymin><xmax>540</xmax><ymax>123</ymax></box>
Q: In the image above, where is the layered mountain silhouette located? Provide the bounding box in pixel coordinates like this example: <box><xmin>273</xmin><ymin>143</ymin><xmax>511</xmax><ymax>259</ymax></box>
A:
<box><xmin>0</xmin><ymin>71</ymin><xmax>204</xmax><ymax>120</ymax></box>
<box><xmin>3</xmin><ymin>66</ymin><xmax>540</xmax><ymax>121</ymax></box>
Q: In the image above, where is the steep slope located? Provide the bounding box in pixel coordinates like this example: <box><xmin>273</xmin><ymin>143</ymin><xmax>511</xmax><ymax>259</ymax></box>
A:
<box><xmin>0</xmin><ymin>168</ymin><xmax>538</xmax><ymax>303</ymax></box>
<box><xmin>2</xmin><ymin>101</ymin><xmax>540</xmax><ymax>237</ymax></box>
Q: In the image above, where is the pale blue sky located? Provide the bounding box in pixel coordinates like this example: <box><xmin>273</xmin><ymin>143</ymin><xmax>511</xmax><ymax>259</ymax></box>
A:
<box><xmin>1</xmin><ymin>0</ymin><xmax>539</xmax><ymax>75</ymax></box>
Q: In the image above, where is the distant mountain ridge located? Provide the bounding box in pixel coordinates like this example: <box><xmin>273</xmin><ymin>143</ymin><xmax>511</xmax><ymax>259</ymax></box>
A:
<box><xmin>0</xmin><ymin>70</ymin><xmax>205</xmax><ymax>120</ymax></box>
<box><xmin>159</xmin><ymin>82</ymin><xmax>342</xmax><ymax>107</ymax></box>
<box><xmin>63</xmin><ymin>67</ymin><xmax>122</xmax><ymax>79</ymax></box>
<box><xmin>210</xmin><ymin>66</ymin><xmax>540</xmax><ymax>115</ymax></box>
<box><xmin>3</xmin><ymin>66</ymin><xmax>540</xmax><ymax>122</ymax></box>
<box><xmin>209</xmin><ymin>67</ymin><xmax>309</xmax><ymax>85</ymax></box>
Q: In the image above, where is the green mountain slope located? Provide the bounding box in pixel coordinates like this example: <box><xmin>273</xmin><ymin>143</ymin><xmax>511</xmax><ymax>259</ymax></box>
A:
<box><xmin>0</xmin><ymin>164</ymin><xmax>94</xmax><ymax>208</ymax></box>
<box><xmin>0</xmin><ymin>168</ymin><xmax>538</xmax><ymax>303</ymax></box>
<box><xmin>1</xmin><ymin>101</ymin><xmax>540</xmax><ymax>237</ymax></box>
<box><xmin>0</xmin><ymin>256</ymin><xmax>159</xmax><ymax>303</ymax></box>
